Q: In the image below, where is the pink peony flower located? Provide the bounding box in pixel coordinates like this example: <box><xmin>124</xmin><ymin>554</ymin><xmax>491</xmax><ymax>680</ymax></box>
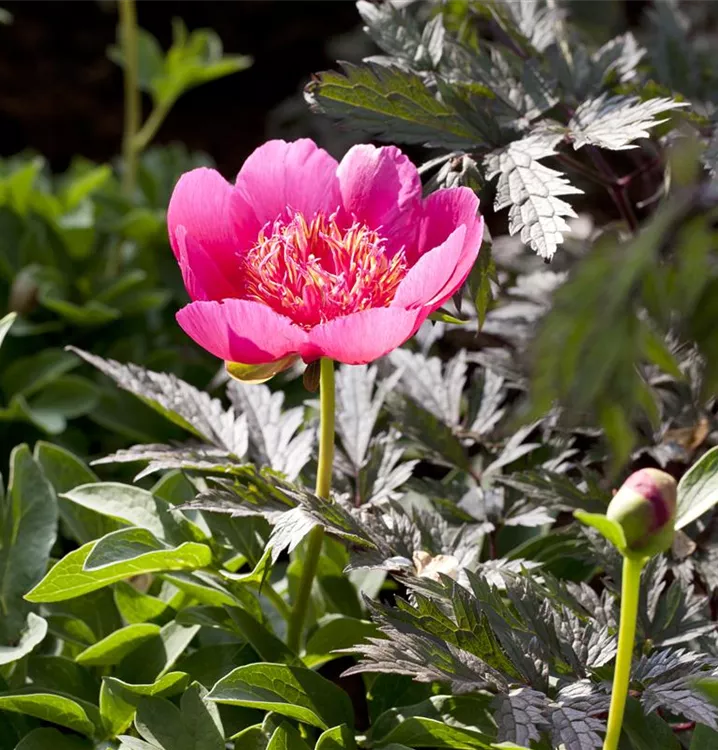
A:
<box><xmin>168</xmin><ymin>139</ymin><xmax>484</xmax><ymax>368</ymax></box>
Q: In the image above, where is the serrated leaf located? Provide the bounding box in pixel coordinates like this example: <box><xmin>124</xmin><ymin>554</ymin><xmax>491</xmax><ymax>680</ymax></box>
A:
<box><xmin>306</xmin><ymin>62</ymin><xmax>483</xmax><ymax>149</ymax></box>
<box><xmin>549</xmin><ymin>681</ymin><xmax>607</xmax><ymax>750</ymax></box>
<box><xmin>493</xmin><ymin>688</ymin><xmax>549</xmax><ymax>748</ymax></box>
<box><xmin>69</xmin><ymin>348</ymin><xmax>248</xmax><ymax>455</ymax></box>
<box><xmin>568</xmin><ymin>95</ymin><xmax>686</xmax><ymax>151</ymax></box>
<box><xmin>208</xmin><ymin>662</ymin><xmax>354</xmax><ymax>730</ymax></box>
<box><xmin>676</xmin><ymin>446</ymin><xmax>718</xmax><ymax>530</ymax></box>
<box><xmin>228</xmin><ymin>380</ymin><xmax>313</xmax><ymax>480</ymax></box>
<box><xmin>484</xmin><ymin>129</ymin><xmax>581</xmax><ymax>259</ymax></box>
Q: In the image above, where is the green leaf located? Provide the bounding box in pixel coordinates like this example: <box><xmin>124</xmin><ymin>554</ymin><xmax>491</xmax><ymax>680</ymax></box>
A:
<box><xmin>134</xmin><ymin>684</ymin><xmax>225</xmax><ymax>750</ymax></box>
<box><xmin>0</xmin><ymin>311</ymin><xmax>16</xmax><ymax>350</ymax></box>
<box><xmin>25</xmin><ymin>530</ymin><xmax>211</xmax><ymax>603</ymax></box>
<box><xmin>676</xmin><ymin>446</ymin><xmax>718</xmax><ymax>530</ymax></box>
<box><xmin>60</xmin><ymin>482</ymin><xmax>199</xmax><ymax>544</ymax></box>
<box><xmin>113</xmin><ymin>580</ymin><xmax>174</xmax><ymax>625</ymax></box>
<box><xmin>0</xmin><ymin>612</ymin><xmax>47</xmax><ymax>666</ymax></box>
<box><xmin>14</xmin><ymin>728</ymin><xmax>92</xmax><ymax>750</ymax></box>
<box><xmin>305</xmin><ymin>616</ymin><xmax>379</xmax><ymax>668</ymax></box>
<box><xmin>267</xmin><ymin>723</ymin><xmax>311</xmax><ymax>750</ymax></box>
<box><xmin>1</xmin><ymin>348</ymin><xmax>78</xmax><ymax>398</ymax></box>
<box><xmin>175</xmin><ymin>643</ymin><xmax>257</xmax><ymax>689</ymax></box>
<box><xmin>691</xmin><ymin>725</ymin><xmax>718</xmax><ymax>750</ymax></box>
<box><xmin>26</xmin><ymin>655</ymin><xmax>100</xmax><ymax>705</ymax></box>
<box><xmin>306</xmin><ymin>62</ymin><xmax>482</xmax><ymax>149</ymax></box>
<box><xmin>316</xmin><ymin>725</ymin><xmax>357</xmax><ymax>750</ymax></box>
<box><xmin>208</xmin><ymin>662</ymin><xmax>354</xmax><ymax>730</ymax></box>
<box><xmin>573</xmin><ymin>510</ymin><xmax>627</xmax><ymax>553</ymax></box>
<box><xmin>369</xmin><ymin>695</ymin><xmax>496</xmax><ymax>749</ymax></box>
<box><xmin>100</xmin><ymin>672</ymin><xmax>189</xmax><ymax>737</ymax></box>
<box><xmin>34</xmin><ymin>441</ymin><xmax>112</xmax><ymax>544</ymax></box>
<box><xmin>620</xmin><ymin>697</ymin><xmax>680</xmax><ymax>750</ymax></box>
<box><xmin>0</xmin><ymin>690</ymin><xmax>101</xmax><ymax>736</ymax></box>
<box><xmin>115</xmin><ymin>621</ymin><xmax>200</xmax><ymax>685</ymax></box>
<box><xmin>76</xmin><ymin>623</ymin><xmax>161</xmax><ymax>666</ymax></box>
<box><xmin>468</xmin><ymin>242</ymin><xmax>495</xmax><ymax>329</ymax></box>
<box><xmin>226</xmin><ymin>607</ymin><xmax>300</xmax><ymax>666</ymax></box>
<box><xmin>0</xmin><ymin>444</ymin><xmax>58</xmax><ymax>640</ymax></box>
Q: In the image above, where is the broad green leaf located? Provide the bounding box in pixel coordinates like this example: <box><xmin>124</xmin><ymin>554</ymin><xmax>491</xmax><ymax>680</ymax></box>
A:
<box><xmin>0</xmin><ymin>311</ymin><xmax>16</xmax><ymax>350</ymax></box>
<box><xmin>45</xmin><ymin>613</ymin><xmax>96</xmax><ymax>648</ymax></box>
<box><xmin>160</xmin><ymin>571</ymin><xmax>236</xmax><ymax>607</ymax></box>
<box><xmin>100</xmin><ymin>672</ymin><xmax>189</xmax><ymax>737</ymax></box>
<box><xmin>117</xmin><ymin>739</ymin><xmax>159</xmax><ymax>750</ymax></box>
<box><xmin>620</xmin><ymin>697</ymin><xmax>679</xmax><ymax>750</ymax></box>
<box><xmin>208</xmin><ymin>662</ymin><xmax>354</xmax><ymax>730</ymax></box>
<box><xmin>134</xmin><ymin>684</ymin><xmax>224</xmax><ymax>750</ymax></box>
<box><xmin>26</xmin><ymin>655</ymin><xmax>100</xmax><ymax>705</ymax></box>
<box><xmin>113</xmin><ymin>580</ymin><xmax>173</xmax><ymax>625</ymax></box>
<box><xmin>573</xmin><ymin>510</ymin><xmax>627</xmax><ymax>553</ymax></box>
<box><xmin>34</xmin><ymin>441</ymin><xmax>112</xmax><ymax>543</ymax></box>
<box><xmin>14</xmin><ymin>728</ymin><xmax>91</xmax><ymax>750</ymax></box>
<box><xmin>305</xmin><ymin>616</ymin><xmax>379</xmax><ymax>668</ymax></box>
<box><xmin>316</xmin><ymin>725</ymin><xmax>357</xmax><ymax>750</ymax></box>
<box><xmin>229</xmin><ymin>724</ymin><xmax>265</xmax><ymax>746</ymax></box>
<box><xmin>691</xmin><ymin>725</ymin><xmax>718</xmax><ymax>750</ymax></box>
<box><xmin>267</xmin><ymin>723</ymin><xmax>311</xmax><ymax>750</ymax></box>
<box><xmin>1</xmin><ymin>348</ymin><xmax>78</xmax><ymax>397</ymax></box>
<box><xmin>0</xmin><ymin>444</ymin><xmax>58</xmax><ymax>640</ymax></box>
<box><xmin>0</xmin><ymin>612</ymin><xmax>47</xmax><ymax>666</ymax></box>
<box><xmin>60</xmin><ymin>482</ymin><xmax>199</xmax><ymax>544</ymax></box>
<box><xmin>175</xmin><ymin>643</ymin><xmax>257</xmax><ymax>689</ymax></box>
<box><xmin>25</xmin><ymin>531</ymin><xmax>211</xmax><ymax>603</ymax></box>
<box><xmin>226</xmin><ymin>607</ymin><xmax>300</xmax><ymax>666</ymax></box>
<box><xmin>370</xmin><ymin>695</ymin><xmax>496</xmax><ymax>749</ymax></box>
<box><xmin>676</xmin><ymin>446</ymin><xmax>718</xmax><ymax>529</ymax></box>
<box><xmin>76</xmin><ymin>623</ymin><xmax>161</xmax><ymax>666</ymax></box>
<box><xmin>0</xmin><ymin>690</ymin><xmax>101</xmax><ymax>736</ymax></box>
<box><xmin>116</xmin><ymin>621</ymin><xmax>200</xmax><ymax>685</ymax></box>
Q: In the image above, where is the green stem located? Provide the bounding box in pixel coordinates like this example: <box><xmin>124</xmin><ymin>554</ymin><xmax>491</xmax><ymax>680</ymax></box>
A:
<box><xmin>258</xmin><ymin>580</ymin><xmax>291</xmax><ymax>622</ymax></box>
<box><xmin>603</xmin><ymin>555</ymin><xmax>645</xmax><ymax>750</ymax></box>
<box><xmin>286</xmin><ymin>358</ymin><xmax>335</xmax><ymax>653</ymax></box>
<box><xmin>119</xmin><ymin>0</ymin><xmax>141</xmax><ymax>197</ymax></box>
<box><xmin>133</xmin><ymin>97</ymin><xmax>173</xmax><ymax>152</ymax></box>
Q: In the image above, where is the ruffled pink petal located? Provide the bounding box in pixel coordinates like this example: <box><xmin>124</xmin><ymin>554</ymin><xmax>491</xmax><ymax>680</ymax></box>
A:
<box><xmin>426</xmin><ymin>212</ymin><xmax>484</xmax><ymax>312</ymax></box>
<box><xmin>176</xmin><ymin>300</ymin><xmax>307</xmax><ymax>365</ymax></box>
<box><xmin>417</xmin><ymin>187</ymin><xmax>481</xmax><ymax>257</ymax></box>
<box><xmin>235</xmin><ymin>139</ymin><xmax>342</xmax><ymax>227</ymax></box>
<box><xmin>300</xmin><ymin>307</ymin><xmax>423</xmax><ymax>365</ymax></box>
<box><xmin>391</xmin><ymin>225</ymin><xmax>467</xmax><ymax>309</ymax></box>
<box><xmin>174</xmin><ymin>226</ymin><xmax>239</xmax><ymax>301</ymax></box>
<box><xmin>168</xmin><ymin>168</ymin><xmax>257</xmax><ymax>296</ymax></box>
<box><xmin>337</xmin><ymin>145</ymin><xmax>422</xmax><ymax>257</ymax></box>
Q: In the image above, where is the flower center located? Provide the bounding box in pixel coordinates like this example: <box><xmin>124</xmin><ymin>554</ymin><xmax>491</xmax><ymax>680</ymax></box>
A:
<box><xmin>240</xmin><ymin>212</ymin><xmax>407</xmax><ymax>328</ymax></box>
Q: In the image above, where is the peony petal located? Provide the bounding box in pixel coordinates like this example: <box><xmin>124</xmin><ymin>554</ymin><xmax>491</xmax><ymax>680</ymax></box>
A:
<box><xmin>235</xmin><ymin>139</ymin><xmax>341</xmax><ymax>227</ymax></box>
<box><xmin>174</xmin><ymin>226</ymin><xmax>238</xmax><ymax>301</ymax></box>
<box><xmin>417</xmin><ymin>187</ymin><xmax>481</xmax><ymax>257</ymax></box>
<box><xmin>337</xmin><ymin>145</ymin><xmax>422</xmax><ymax>257</ymax></box>
<box><xmin>301</xmin><ymin>307</ymin><xmax>423</xmax><ymax>365</ymax></box>
<box><xmin>426</xmin><ymin>212</ymin><xmax>484</xmax><ymax>311</ymax></box>
<box><xmin>168</xmin><ymin>168</ymin><xmax>255</xmax><ymax>296</ymax></box>
<box><xmin>176</xmin><ymin>300</ymin><xmax>306</xmax><ymax>365</ymax></box>
<box><xmin>391</xmin><ymin>225</ymin><xmax>467</xmax><ymax>309</ymax></box>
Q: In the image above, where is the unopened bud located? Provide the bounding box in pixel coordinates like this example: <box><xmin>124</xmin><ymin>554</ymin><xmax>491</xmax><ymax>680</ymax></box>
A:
<box><xmin>606</xmin><ymin>468</ymin><xmax>677</xmax><ymax>557</ymax></box>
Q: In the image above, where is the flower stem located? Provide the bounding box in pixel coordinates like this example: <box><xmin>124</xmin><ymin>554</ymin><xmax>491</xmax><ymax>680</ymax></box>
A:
<box><xmin>119</xmin><ymin>0</ymin><xmax>141</xmax><ymax>197</ymax></box>
<box><xmin>287</xmin><ymin>358</ymin><xmax>335</xmax><ymax>652</ymax></box>
<box><xmin>603</xmin><ymin>555</ymin><xmax>645</xmax><ymax>750</ymax></box>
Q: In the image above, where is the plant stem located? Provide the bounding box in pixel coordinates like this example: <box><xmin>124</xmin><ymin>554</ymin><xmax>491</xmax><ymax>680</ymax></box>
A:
<box><xmin>603</xmin><ymin>555</ymin><xmax>645</xmax><ymax>750</ymax></box>
<box><xmin>133</xmin><ymin>97</ymin><xmax>173</xmax><ymax>152</ymax></box>
<box><xmin>119</xmin><ymin>0</ymin><xmax>141</xmax><ymax>197</ymax></box>
<box><xmin>286</xmin><ymin>358</ymin><xmax>335</xmax><ymax>652</ymax></box>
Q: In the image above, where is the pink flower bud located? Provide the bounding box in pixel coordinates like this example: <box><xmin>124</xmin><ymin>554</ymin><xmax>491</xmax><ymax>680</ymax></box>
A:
<box><xmin>606</xmin><ymin>468</ymin><xmax>677</xmax><ymax>556</ymax></box>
